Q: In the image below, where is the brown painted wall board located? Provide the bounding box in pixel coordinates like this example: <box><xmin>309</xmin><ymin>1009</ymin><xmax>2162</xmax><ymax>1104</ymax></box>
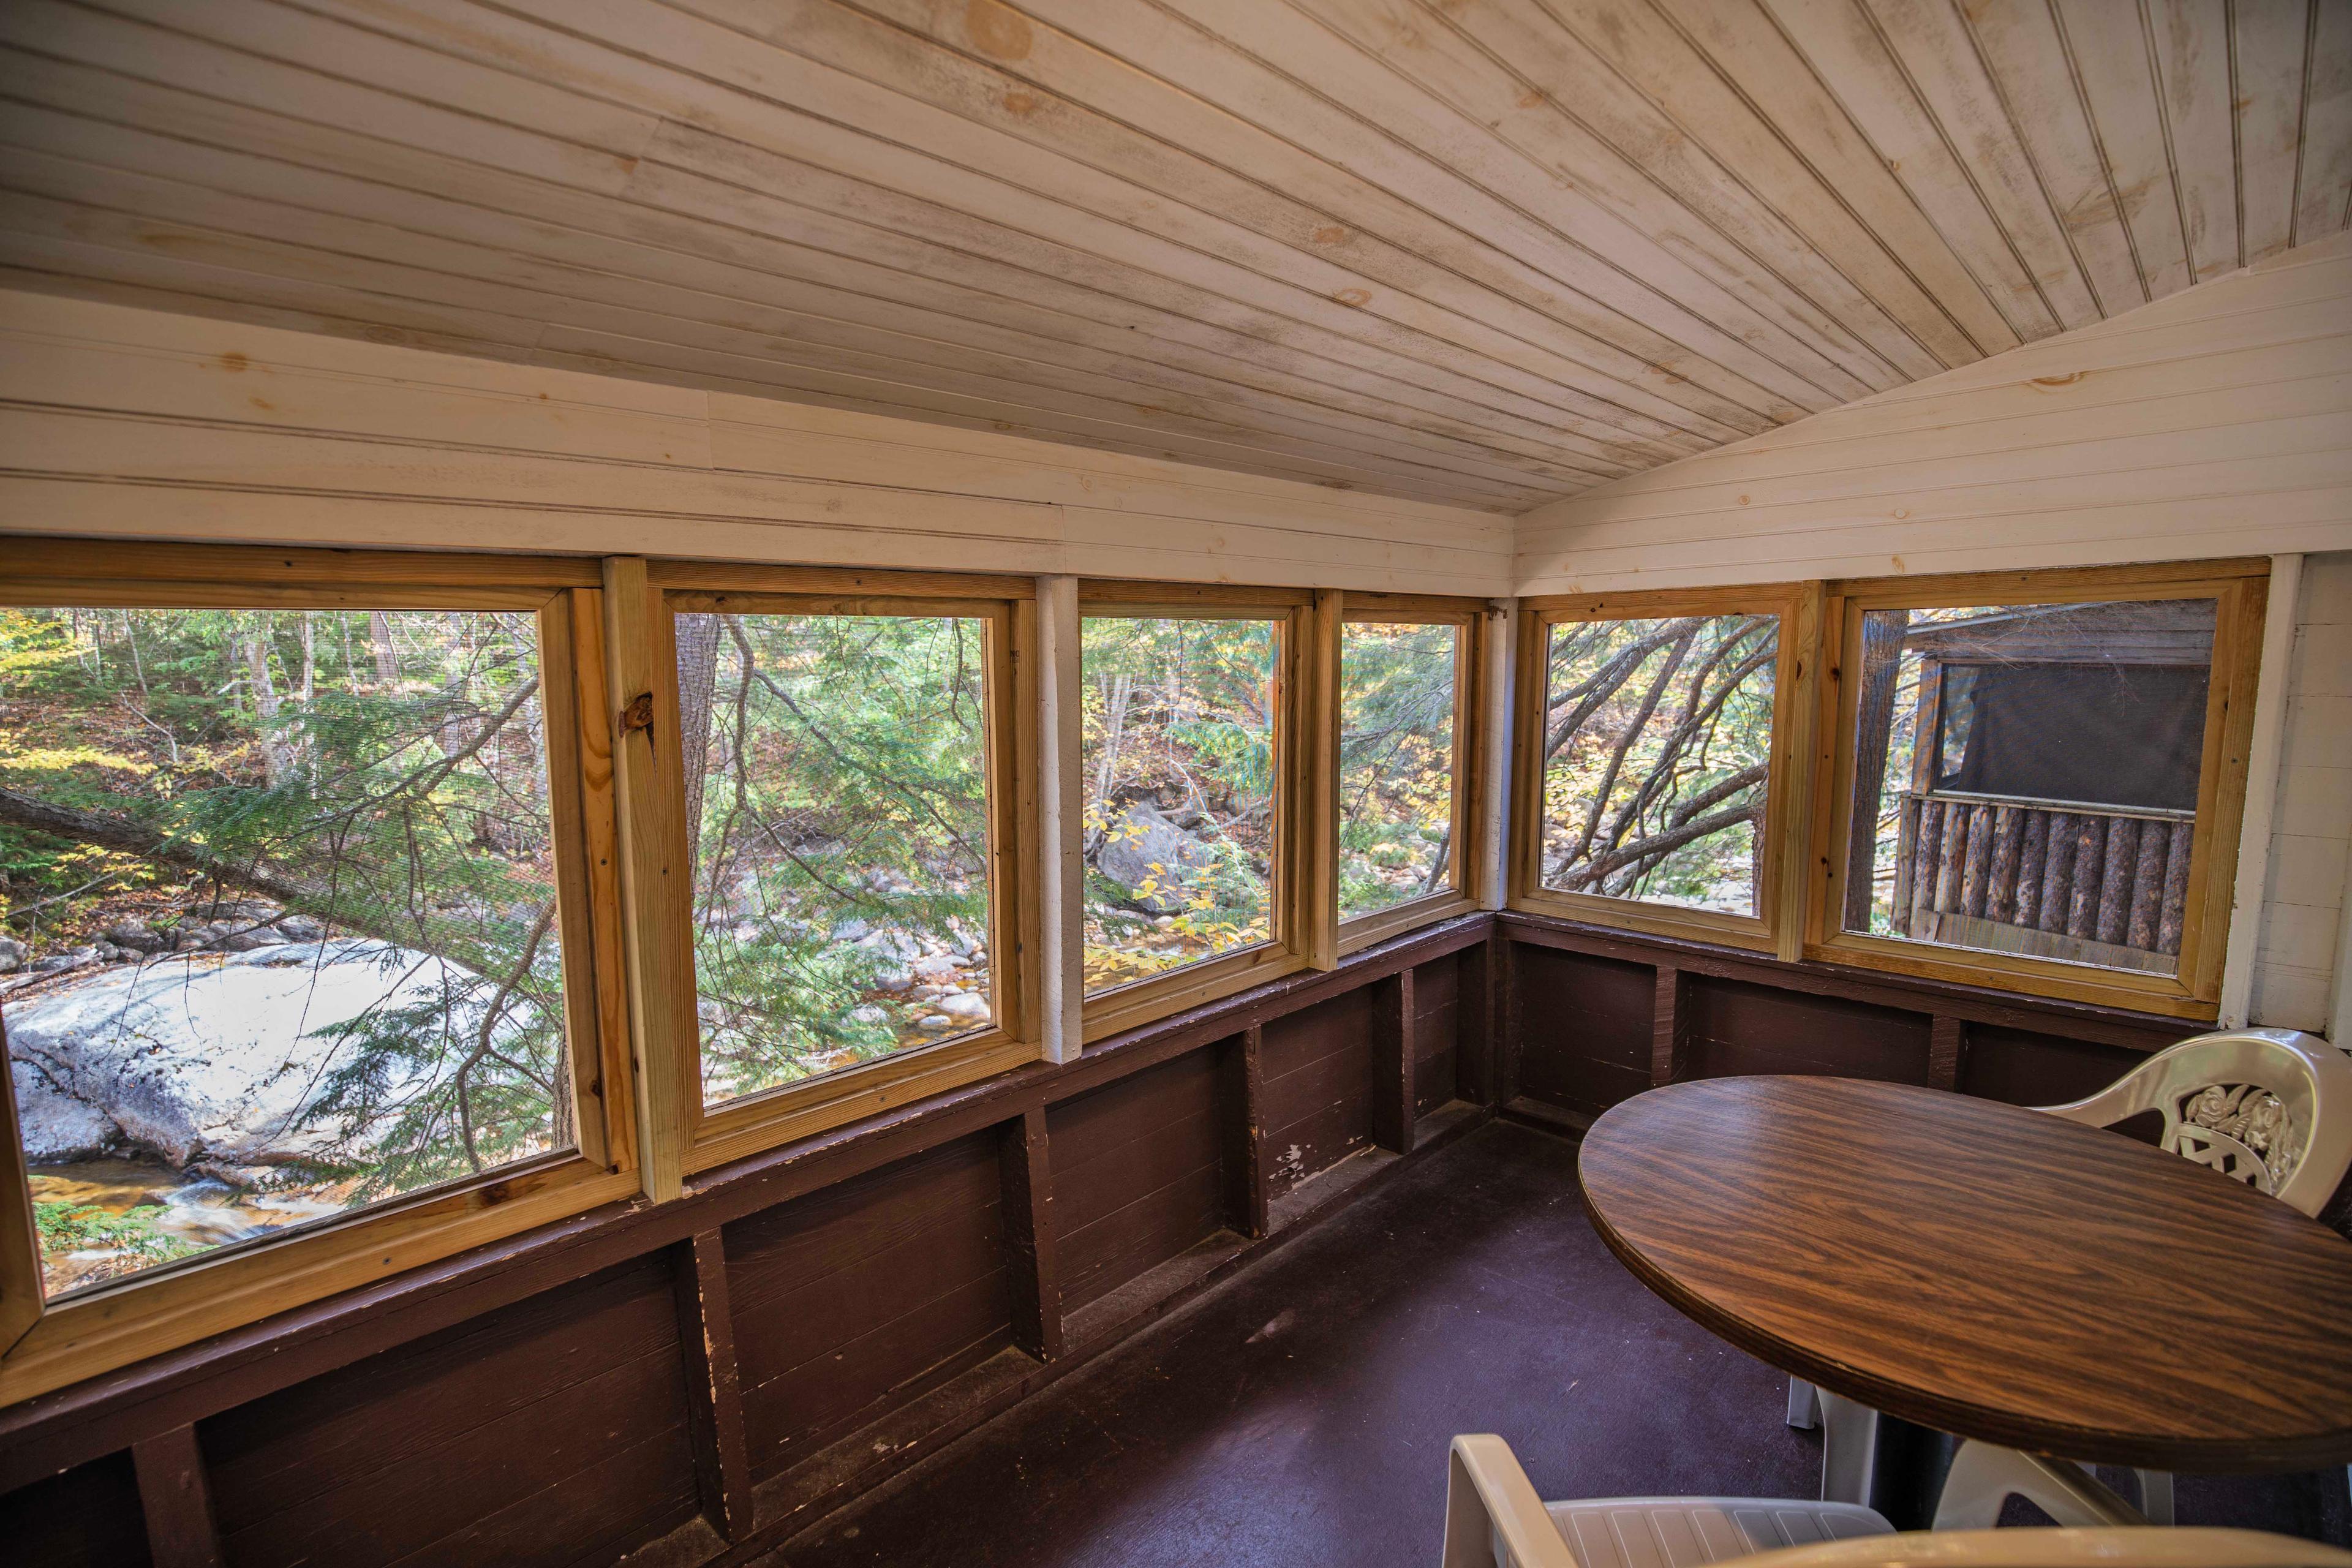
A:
<box><xmin>723</xmin><ymin>1133</ymin><xmax>1010</xmax><ymax>1480</ymax></box>
<box><xmin>1679</xmin><ymin>976</ymin><xmax>1933</xmax><ymax>1084</ymax></box>
<box><xmin>1957</xmin><ymin>1024</ymin><xmax>2173</xmax><ymax>1107</ymax></box>
<box><xmin>1510</xmin><ymin>945</ymin><xmax>1654</xmax><ymax>1117</ymax></box>
<box><xmin>0</xmin><ymin>1450</ymin><xmax>149</xmax><ymax>1568</ymax></box>
<box><xmin>1261</xmin><ymin>986</ymin><xmax>1378</xmax><ymax>1193</ymax></box>
<box><xmin>202</xmin><ymin>1256</ymin><xmax>690</xmax><ymax>1568</ymax></box>
<box><xmin>1048</xmin><ymin>1049</ymin><xmax>1226</xmax><ymax>1312</ymax></box>
<box><xmin>1412</xmin><ymin>953</ymin><xmax>1461</xmax><ymax>1115</ymax></box>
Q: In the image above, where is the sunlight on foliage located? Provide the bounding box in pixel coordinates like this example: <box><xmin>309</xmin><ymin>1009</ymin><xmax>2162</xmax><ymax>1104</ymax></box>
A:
<box><xmin>1340</xmin><ymin>623</ymin><xmax>1458</xmax><ymax>921</ymax></box>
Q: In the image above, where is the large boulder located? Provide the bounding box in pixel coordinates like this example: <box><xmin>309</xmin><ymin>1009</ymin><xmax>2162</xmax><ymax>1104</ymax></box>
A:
<box><xmin>1093</xmin><ymin>803</ymin><xmax>1219</xmax><ymax>915</ymax></box>
<box><xmin>4</xmin><ymin>940</ymin><xmax>472</xmax><ymax>1172</ymax></box>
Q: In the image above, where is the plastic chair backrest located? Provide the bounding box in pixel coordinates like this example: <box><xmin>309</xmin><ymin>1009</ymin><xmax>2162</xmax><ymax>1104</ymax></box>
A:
<box><xmin>2034</xmin><ymin>1028</ymin><xmax>2352</xmax><ymax>1216</ymax></box>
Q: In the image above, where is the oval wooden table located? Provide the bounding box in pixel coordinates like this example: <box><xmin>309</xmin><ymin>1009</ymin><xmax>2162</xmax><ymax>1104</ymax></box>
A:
<box><xmin>1577</xmin><ymin>1076</ymin><xmax>2352</xmax><ymax>1479</ymax></box>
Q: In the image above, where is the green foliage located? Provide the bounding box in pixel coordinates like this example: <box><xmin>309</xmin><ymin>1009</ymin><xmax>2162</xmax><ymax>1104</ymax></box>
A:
<box><xmin>684</xmin><ymin>612</ymin><xmax>992</xmax><ymax>1101</ymax></box>
<box><xmin>33</xmin><ymin>1199</ymin><xmax>200</xmax><ymax>1265</ymax></box>
<box><xmin>1339</xmin><ymin>623</ymin><xmax>1458</xmax><ymax>920</ymax></box>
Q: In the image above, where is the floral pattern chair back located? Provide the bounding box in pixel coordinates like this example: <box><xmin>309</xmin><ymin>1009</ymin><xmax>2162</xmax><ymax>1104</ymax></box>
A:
<box><xmin>2036</xmin><ymin>1027</ymin><xmax>2352</xmax><ymax>1216</ymax></box>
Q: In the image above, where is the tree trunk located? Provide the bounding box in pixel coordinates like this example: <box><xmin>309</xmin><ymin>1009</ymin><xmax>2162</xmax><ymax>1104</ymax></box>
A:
<box><xmin>1843</xmin><ymin>610</ymin><xmax>1905</xmax><ymax>932</ymax></box>
<box><xmin>369</xmin><ymin>610</ymin><xmax>399</xmax><ymax>686</ymax></box>
<box><xmin>1088</xmin><ymin>673</ymin><xmax>1133</xmax><ymax>854</ymax></box>
<box><xmin>246</xmin><ymin>615</ymin><xmax>286</xmax><ymax>787</ymax></box>
<box><xmin>673</xmin><ymin>613</ymin><xmax>725</xmax><ymax>845</ymax></box>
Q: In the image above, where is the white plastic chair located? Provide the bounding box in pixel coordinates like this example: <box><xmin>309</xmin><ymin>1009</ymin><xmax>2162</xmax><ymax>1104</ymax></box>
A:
<box><xmin>1787</xmin><ymin>1028</ymin><xmax>2352</xmax><ymax>1525</ymax></box>
<box><xmin>1440</xmin><ymin>1434</ymin><xmax>2351</xmax><ymax>1567</ymax></box>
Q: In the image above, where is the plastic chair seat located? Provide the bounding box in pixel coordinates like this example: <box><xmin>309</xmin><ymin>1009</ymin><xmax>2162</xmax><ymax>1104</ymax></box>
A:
<box><xmin>1505</xmin><ymin>1497</ymin><xmax>1893</xmax><ymax>1568</ymax></box>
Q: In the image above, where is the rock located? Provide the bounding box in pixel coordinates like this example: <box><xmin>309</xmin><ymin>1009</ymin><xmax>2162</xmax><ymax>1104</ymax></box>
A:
<box><xmin>273</xmin><ymin>913</ymin><xmax>326</xmax><ymax>942</ymax></box>
<box><xmin>175</xmin><ymin>922</ymin><xmax>224</xmax><ymax>952</ymax></box>
<box><xmin>31</xmin><ymin>947</ymin><xmax>97</xmax><ymax>976</ymax></box>
<box><xmin>92</xmin><ymin>943</ymin><xmax>126</xmax><ymax>965</ymax></box>
<box><xmin>873</xmin><ymin>967</ymin><xmax>913</xmax><ymax>995</ymax></box>
<box><xmin>856</xmin><ymin>928</ymin><xmax>922</xmax><ymax>964</ymax></box>
<box><xmin>190</xmin><ymin>898</ymin><xmax>281</xmax><ymax>924</ymax></box>
<box><xmin>2</xmin><ymin>938</ymin><xmax>481</xmax><ymax>1167</ymax></box>
<box><xmin>103</xmin><ymin>919</ymin><xmax>167</xmax><ymax>952</ymax></box>
<box><xmin>911</xmin><ymin>984</ymin><xmax>946</xmax><ymax>1003</ymax></box>
<box><xmin>830</xmin><ymin>917</ymin><xmax>872</xmax><ymax>943</ymax></box>
<box><xmin>916</xmin><ymin>1014</ymin><xmax>957</xmax><ymax>1032</ymax></box>
<box><xmin>911</xmin><ymin>954</ymin><xmax>960</xmax><ymax>985</ymax></box>
<box><xmin>220</xmin><ymin>929</ymin><xmax>290</xmax><ymax>951</ymax></box>
<box><xmin>1153</xmin><ymin>915</ymin><xmax>1176</xmax><ymax>930</ymax></box>
<box><xmin>847</xmin><ymin>1005</ymin><xmax>889</xmax><ymax>1026</ymax></box>
<box><xmin>0</xmin><ymin>937</ymin><xmax>21</xmax><ymax>974</ymax></box>
<box><xmin>933</xmin><ymin>992</ymin><xmax>989</xmax><ymax>1023</ymax></box>
<box><xmin>1093</xmin><ymin>802</ymin><xmax>1218</xmax><ymax>915</ymax></box>
<box><xmin>8</xmin><ymin>1053</ymin><xmax>121</xmax><ymax>1163</ymax></box>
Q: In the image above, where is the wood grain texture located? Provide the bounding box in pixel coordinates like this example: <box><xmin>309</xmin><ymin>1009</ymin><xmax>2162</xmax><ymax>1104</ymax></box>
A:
<box><xmin>671</xmin><ymin>1230</ymin><xmax>752</xmax><ymax>1542</ymax></box>
<box><xmin>130</xmin><ymin>1425</ymin><xmax>221</xmax><ymax>1568</ymax></box>
<box><xmin>1580</xmin><ymin>1076</ymin><xmax>2352</xmax><ymax>1471</ymax></box>
<box><xmin>1046</xmin><ymin>1051</ymin><xmax>1224</xmax><ymax>1313</ymax></box>
<box><xmin>0</xmin><ymin>0</ymin><xmax>2339</xmax><ymax>514</ymax></box>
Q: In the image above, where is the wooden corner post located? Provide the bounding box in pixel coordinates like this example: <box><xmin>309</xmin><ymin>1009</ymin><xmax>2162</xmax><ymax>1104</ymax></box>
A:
<box><xmin>1036</xmin><ymin>575</ymin><xmax>1085</xmax><ymax>1063</ymax></box>
<box><xmin>601</xmin><ymin>556</ymin><xmax>695</xmax><ymax>1203</ymax></box>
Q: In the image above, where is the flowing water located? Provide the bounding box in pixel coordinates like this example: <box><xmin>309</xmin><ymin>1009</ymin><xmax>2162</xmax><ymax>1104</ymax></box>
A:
<box><xmin>28</xmin><ymin>1156</ymin><xmax>351</xmax><ymax>1296</ymax></box>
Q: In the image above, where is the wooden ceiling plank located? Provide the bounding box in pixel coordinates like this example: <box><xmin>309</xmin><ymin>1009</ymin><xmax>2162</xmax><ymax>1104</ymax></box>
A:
<box><xmin>0</xmin><ymin>157</ymin><xmax>1585</xmax><ymax>505</ymax></box>
<box><xmin>2294</xmin><ymin>0</ymin><xmax>2352</xmax><ymax>246</ymax></box>
<box><xmin>339</xmin><ymin>0</ymin><xmax>1727</xmax><ymax>459</ymax></box>
<box><xmin>1758</xmin><ymin>0</ymin><xmax>2064</xmax><ymax>342</ymax></box>
<box><xmin>1643</xmin><ymin>0</ymin><xmax>2023</xmax><ymax>360</ymax></box>
<box><xmin>122</xmin><ymin>0</ymin><xmax>1713</xmax><ymax>461</ymax></box>
<box><xmin>0</xmin><ymin>40</ymin><xmax>1689</xmax><ymax>477</ymax></box>
<box><xmin>1418</xmin><ymin>0</ymin><xmax>1962</xmax><ymax>385</ymax></box>
<box><xmin>2231</xmin><ymin>0</ymin><xmax>2312</xmax><ymax>263</ymax></box>
<box><xmin>1951</xmin><ymin>0</ymin><xmax>2151</xmax><ymax>315</ymax></box>
<box><xmin>1855</xmin><ymin>0</ymin><xmax>2103</xmax><ymax>329</ymax></box>
<box><xmin>2144</xmin><ymin>0</ymin><xmax>2243</xmax><ymax>283</ymax></box>
<box><xmin>1234</xmin><ymin>0</ymin><xmax>1893</xmax><ymax>402</ymax></box>
<box><xmin>2047</xmin><ymin>0</ymin><xmax>2195</xmax><ymax>301</ymax></box>
<box><xmin>928</xmin><ymin>0</ymin><xmax>1813</xmax><ymax>428</ymax></box>
<box><xmin>1302</xmin><ymin>0</ymin><xmax>1920</xmax><ymax>394</ymax></box>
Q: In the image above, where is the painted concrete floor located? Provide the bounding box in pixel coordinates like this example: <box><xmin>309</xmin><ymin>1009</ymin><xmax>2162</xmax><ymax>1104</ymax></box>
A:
<box><xmin>772</xmin><ymin>1118</ymin><xmax>2350</xmax><ymax>1567</ymax></box>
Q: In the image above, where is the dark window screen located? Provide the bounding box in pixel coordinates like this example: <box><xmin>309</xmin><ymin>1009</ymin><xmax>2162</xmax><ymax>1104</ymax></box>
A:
<box><xmin>1935</xmin><ymin>663</ymin><xmax>2208</xmax><ymax>812</ymax></box>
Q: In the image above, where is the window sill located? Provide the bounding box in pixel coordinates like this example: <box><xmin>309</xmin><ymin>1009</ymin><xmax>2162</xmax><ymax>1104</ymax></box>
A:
<box><xmin>1081</xmin><ymin>943</ymin><xmax>1306</xmax><ymax>1046</ymax></box>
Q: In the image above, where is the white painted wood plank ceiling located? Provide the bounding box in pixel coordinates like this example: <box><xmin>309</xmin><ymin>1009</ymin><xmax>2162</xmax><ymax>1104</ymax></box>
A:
<box><xmin>0</xmin><ymin>0</ymin><xmax>2345</xmax><ymax>513</ymax></box>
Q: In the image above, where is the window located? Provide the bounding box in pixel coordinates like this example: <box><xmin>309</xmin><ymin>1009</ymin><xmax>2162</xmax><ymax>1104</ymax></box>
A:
<box><xmin>1337</xmin><ymin>602</ymin><xmax>1480</xmax><ymax>947</ymax></box>
<box><xmin>1514</xmin><ymin>589</ymin><xmax>1806</xmax><ymax>950</ymax></box>
<box><xmin>636</xmin><ymin>568</ymin><xmax>1039</xmax><ymax>1177</ymax></box>
<box><xmin>1814</xmin><ymin>564</ymin><xmax>2267</xmax><ymax>1012</ymax></box>
<box><xmin>679</xmin><ymin>610</ymin><xmax>995</xmax><ymax>1105</ymax></box>
<box><xmin>1080</xmin><ymin>613</ymin><xmax>1280</xmax><ymax>992</ymax></box>
<box><xmin>0</xmin><ymin>545</ymin><xmax>633</xmax><ymax>1400</ymax></box>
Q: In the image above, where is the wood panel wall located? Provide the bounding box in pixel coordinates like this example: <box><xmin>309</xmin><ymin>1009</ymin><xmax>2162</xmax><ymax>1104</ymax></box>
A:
<box><xmin>2252</xmin><ymin>551</ymin><xmax>2352</xmax><ymax>1031</ymax></box>
<box><xmin>0</xmin><ymin>289</ymin><xmax>1512</xmax><ymax>596</ymax></box>
<box><xmin>1517</xmin><ymin>233</ymin><xmax>2352</xmax><ymax>589</ymax></box>
<box><xmin>0</xmin><ymin>918</ymin><xmax>1490</xmax><ymax>1568</ymax></box>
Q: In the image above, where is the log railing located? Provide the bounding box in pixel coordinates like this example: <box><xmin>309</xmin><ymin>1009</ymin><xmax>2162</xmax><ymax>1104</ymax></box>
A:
<box><xmin>1890</xmin><ymin>791</ymin><xmax>2195</xmax><ymax>971</ymax></box>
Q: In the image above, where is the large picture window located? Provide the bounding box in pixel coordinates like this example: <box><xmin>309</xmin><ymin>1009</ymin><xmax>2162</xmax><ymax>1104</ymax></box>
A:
<box><xmin>1513</xmin><ymin>589</ymin><xmax>1809</xmax><ymax>951</ymax></box>
<box><xmin>1814</xmin><ymin>564</ymin><xmax>2266</xmax><ymax>1012</ymax></box>
<box><xmin>1336</xmin><ymin>600</ymin><xmax>1481</xmax><ymax>949</ymax></box>
<box><xmin>0</xmin><ymin>545</ymin><xmax>633</xmax><ymax>1402</ymax></box>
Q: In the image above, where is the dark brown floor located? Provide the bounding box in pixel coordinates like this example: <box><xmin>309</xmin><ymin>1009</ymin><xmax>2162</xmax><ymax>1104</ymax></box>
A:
<box><xmin>769</xmin><ymin>1118</ymin><xmax>2351</xmax><ymax>1567</ymax></box>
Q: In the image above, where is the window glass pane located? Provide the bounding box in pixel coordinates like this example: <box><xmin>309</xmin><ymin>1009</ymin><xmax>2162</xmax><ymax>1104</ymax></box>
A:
<box><xmin>1</xmin><ymin>606</ymin><xmax>571</xmax><ymax>1300</ymax></box>
<box><xmin>1540</xmin><ymin>614</ymin><xmax>1777</xmax><ymax>916</ymax></box>
<box><xmin>1844</xmin><ymin>599</ymin><xmax>2216</xmax><ymax>978</ymax></box>
<box><xmin>682</xmin><ymin>613</ymin><xmax>993</xmax><ymax>1107</ymax></box>
<box><xmin>1340</xmin><ymin>622</ymin><xmax>1458</xmax><ymax>921</ymax></box>
<box><xmin>1081</xmin><ymin>616</ymin><xmax>1277</xmax><ymax>994</ymax></box>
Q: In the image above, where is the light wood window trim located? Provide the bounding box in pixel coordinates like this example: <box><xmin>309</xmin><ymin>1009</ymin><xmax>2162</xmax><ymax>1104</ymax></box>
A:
<box><xmin>1077</xmin><ymin>585</ymin><xmax>1317</xmax><ymax>1044</ymax></box>
<box><xmin>615</xmin><ymin>570</ymin><xmax>1045</xmax><ymax>1178</ymax></box>
<box><xmin>0</xmin><ymin>545</ymin><xmax>638</xmax><ymax>1405</ymax></box>
<box><xmin>1804</xmin><ymin>560</ymin><xmax>2267</xmax><ymax>1017</ymax></box>
<box><xmin>1510</xmin><ymin>583</ymin><xmax>1816</xmax><ymax>956</ymax></box>
<box><xmin>1336</xmin><ymin>597</ymin><xmax>1487</xmax><ymax>957</ymax></box>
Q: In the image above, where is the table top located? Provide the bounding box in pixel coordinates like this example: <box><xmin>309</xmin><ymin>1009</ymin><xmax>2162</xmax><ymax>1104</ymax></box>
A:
<box><xmin>1577</xmin><ymin>1076</ymin><xmax>2352</xmax><ymax>1472</ymax></box>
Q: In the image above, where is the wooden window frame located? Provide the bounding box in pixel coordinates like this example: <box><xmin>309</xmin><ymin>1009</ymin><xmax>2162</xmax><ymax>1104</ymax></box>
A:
<box><xmin>1804</xmin><ymin>560</ymin><xmax>2267</xmax><ymax>1018</ymax></box>
<box><xmin>1510</xmin><ymin>583</ymin><xmax>1820</xmax><ymax>957</ymax></box>
<box><xmin>0</xmin><ymin>541</ymin><xmax>641</xmax><ymax>1406</ymax></box>
<box><xmin>1075</xmin><ymin>582</ymin><xmax>1330</xmax><ymax>1044</ymax></box>
<box><xmin>620</xmin><ymin>562</ymin><xmax>1044</xmax><ymax>1180</ymax></box>
<box><xmin>1336</xmin><ymin>593</ymin><xmax>1488</xmax><ymax>956</ymax></box>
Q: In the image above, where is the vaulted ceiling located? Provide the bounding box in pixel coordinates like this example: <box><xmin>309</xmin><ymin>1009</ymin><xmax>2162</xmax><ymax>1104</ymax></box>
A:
<box><xmin>1</xmin><ymin>0</ymin><xmax>2346</xmax><ymax>513</ymax></box>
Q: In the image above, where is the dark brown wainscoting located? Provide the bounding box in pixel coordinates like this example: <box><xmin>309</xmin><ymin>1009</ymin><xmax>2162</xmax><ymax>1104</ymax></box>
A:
<box><xmin>1497</xmin><ymin>911</ymin><xmax>2196</xmax><ymax>1132</ymax></box>
<box><xmin>0</xmin><ymin>917</ymin><xmax>1493</xmax><ymax>1568</ymax></box>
